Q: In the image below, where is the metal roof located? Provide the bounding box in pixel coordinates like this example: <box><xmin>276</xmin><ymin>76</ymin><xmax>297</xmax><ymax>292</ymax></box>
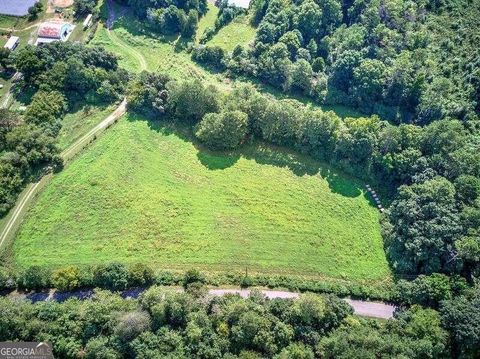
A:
<box><xmin>4</xmin><ymin>36</ymin><xmax>19</xmax><ymax>50</ymax></box>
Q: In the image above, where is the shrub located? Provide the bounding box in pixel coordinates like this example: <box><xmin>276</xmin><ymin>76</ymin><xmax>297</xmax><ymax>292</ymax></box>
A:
<box><xmin>128</xmin><ymin>263</ymin><xmax>155</xmax><ymax>287</ymax></box>
<box><xmin>396</xmin><ymin>273</ymin><xmax>461</xmax><ymax>307</ymax></box>
<box><xmin>0</xmin><ymin>268</ymin><xmax>15</xmax><ymax>290</ymax></box>
<box><xmin>93</xmin><ymin>262</ymin><xmax>129</xmax><ymax>291</ymax></box>
<box><xmin>240</xmin><ymin>276</ymin><xmax>254</xmax><ymax>288</ymax></box>
<box><xmin>18</xmin><ymin>266</ymin><xmax>51</xmax><ymax>290</ymax></box>
<box><xmin>155</xmin><ymin>270</ymin><xmax>181</xmax><ymax>286</ymax></box>
<box><xmin>52</xmin><ymin>266</ymin><xmax>81</xmax><ymax>292</ymax></box>
<box><xmin>195</xmin><ymin>110</ymin><xmax>249</xmax><ymax>150</ymax></box>
<box><xmin>183</xmin><ymin>269</ymin><xmax>206</xmax><ymax>289</ymax></box>
<box><xmin>191</xmin><ymin>45</ymin><xmax>226</xmax><ymax>69</ymax></box>
<box><xmin>115</xmin><ymin>311</ymin><xmax>152</xmax><ymax>342</ymax></box>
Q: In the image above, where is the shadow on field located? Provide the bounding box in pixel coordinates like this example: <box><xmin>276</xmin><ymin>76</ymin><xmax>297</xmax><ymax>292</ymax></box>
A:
<box><xmin>127</xmin><ymin>114</ymin><xmax>366</xmax><ymax>199</ymax></box>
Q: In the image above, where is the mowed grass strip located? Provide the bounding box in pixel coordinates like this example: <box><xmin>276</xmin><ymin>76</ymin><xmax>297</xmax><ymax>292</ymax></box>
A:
<box><xmin>207</xmin><ymin>15</ymin><xmax>256</xmax><ymax>52</ymax></box>
<box><xmin>13</xmin><ymin>114</ymin><xmax>390</xmax><ymax>281</ymax></box>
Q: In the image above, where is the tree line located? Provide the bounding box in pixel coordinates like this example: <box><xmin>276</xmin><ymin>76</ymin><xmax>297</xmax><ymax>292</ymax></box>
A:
<box><xmin>115</xmin><ymin>0</ymin><xmax>209</xmax><ymax>39</ymax></box>
<box><xmin>0</xmin><ymin>42</ymin><xmax>128</xmax><ymax>216</ymax></box>
<box><xmin>2</xmin><ymin>268</ymin><xmax>477</xmax><ymax>358</ymax></box>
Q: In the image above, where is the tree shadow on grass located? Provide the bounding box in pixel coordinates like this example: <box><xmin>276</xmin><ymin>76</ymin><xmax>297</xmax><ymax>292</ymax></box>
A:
<box><xmin>197</xmin><ymin>151</ymin><xmax>240</xmax><ymax>170</ymax></box>
<box><xmin>127</xmin><ymin>113</ymin><xmax>368</xmax><ymax>199</ymax></box>
<box><xmin>319</xmin><ymin>167</ymin><xmax>362</xmax><ymax>198</ymax></box>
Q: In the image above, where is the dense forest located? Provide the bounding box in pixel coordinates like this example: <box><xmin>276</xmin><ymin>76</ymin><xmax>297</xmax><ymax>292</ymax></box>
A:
<box><xmin>1</xmin><ymin>271</ymin><xmax>479</xmax><ymax>358</ymax></box>
<box><xmin>193</xmin><ymin>0</ymin><xmax>480</xmax><ymax>125</ymax></box>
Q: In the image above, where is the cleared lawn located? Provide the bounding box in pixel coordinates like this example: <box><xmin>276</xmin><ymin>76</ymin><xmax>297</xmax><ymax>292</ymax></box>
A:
<box><xmin>207</xmin><ymin>15</ymin><xmax>256</xmax><ymax>52</ymax></box>
<box><xmin>13</xmin><ymin>114</ymin><xmax>390</xmax><ymax>282</ymax></box>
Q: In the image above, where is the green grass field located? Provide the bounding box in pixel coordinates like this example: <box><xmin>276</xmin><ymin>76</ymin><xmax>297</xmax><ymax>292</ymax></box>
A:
<box><xmin>207</xmin><ymin>15</ymin><xmax>256</xmax><ymax>52</ymax></box>
<box><xmin>13</xmin><ymin>114</ymin><xmax>390</xmax><ymax>282</ymax></box>
<box><xmin>197</xmin><ymin>3</ymin><xmax>219</xmax><ymax>42</ymax></box>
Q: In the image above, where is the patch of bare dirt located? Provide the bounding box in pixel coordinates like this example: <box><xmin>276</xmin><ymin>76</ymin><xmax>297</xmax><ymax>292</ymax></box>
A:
<box><xmin>47</xmin><ymin>0</ymin><xmax>74</xmax><ymax>13</ymax></box>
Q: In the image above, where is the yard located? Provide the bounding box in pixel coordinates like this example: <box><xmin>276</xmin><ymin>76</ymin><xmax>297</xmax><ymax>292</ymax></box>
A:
<box><xmin>12</xmin><ymin>114</ymin><xmax>391</xmax><ymax>283</ymax></box>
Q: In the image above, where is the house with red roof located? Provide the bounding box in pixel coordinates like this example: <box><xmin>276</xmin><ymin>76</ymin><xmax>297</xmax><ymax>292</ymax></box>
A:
<box><xmin>35</xmin><ymin>22</ymin><xmax>73</xmax><ymax>46</ymax></box>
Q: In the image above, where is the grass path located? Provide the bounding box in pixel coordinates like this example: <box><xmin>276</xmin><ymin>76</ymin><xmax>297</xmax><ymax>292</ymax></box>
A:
<box><xmin>106</xmin><ymin>28</ymin><xmax>147</xmax><ymax>72</ymax></box>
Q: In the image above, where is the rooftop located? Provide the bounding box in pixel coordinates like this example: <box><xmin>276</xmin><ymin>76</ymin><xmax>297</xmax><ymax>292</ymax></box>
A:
<box><xmin>4</xmin><ymin>36</ymin><xmax>19</xmax><ymax>50</ymax></box>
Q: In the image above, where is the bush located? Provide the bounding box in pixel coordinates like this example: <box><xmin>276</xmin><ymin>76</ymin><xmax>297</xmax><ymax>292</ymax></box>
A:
<box><xmin>128</xmin><ymin>263</ymin><xmax>155</xmax><ymax>287</ymax></box>
<box><xmin>18</xmin><ymin>266</ymin><xmax>51</xmax><ymax>290</ymax></box>
<box><xmin>396</xmin><ymin>273</ymin><xmax>463</xmax><ymax>307</ymax></box>
<box><xmin>240</xmin><ymin>276</ymin><xmax>254</xmax><ymax>288</ymax></box>
<box><xmin>115</xmin><ymin>311</ymin><xmax>152</xmax><ymax>342</ymax></box>
<box><xmin>183</xmin><ymin>269</ymin><xmax>206</xmax><ymax>289</ymax></box>
<box><xmin>52</xmin><ymin>266</ymin><xmax>81</xmax><ymax>292</ymax></box>
<box><xmin>191</xmin><ymin>45</ymin><xmax>226</xmax><ymax>69</ymax></box>
<box><xmin>0</xmin><ymin>268</ymin><xmax>15</xmax><ymax>290</ymax></box>
<box><xmin>155</xmin><ymin>270</ymin><xmax>181</xmax><ymax>286</ymax></box>
<box><xmin>195</xmin><ymin>110</ymin><xmax>249</xmax><ymax>150</ymax></box>
<box><xmin>27</xmin><ymin>2</ymin><xmax>43</xmax><ymax>20</ymax></box>
<box><xmin>93</xmin><ymin>262</ymin><xmax>129</xmax><ymax>291</ymax></box>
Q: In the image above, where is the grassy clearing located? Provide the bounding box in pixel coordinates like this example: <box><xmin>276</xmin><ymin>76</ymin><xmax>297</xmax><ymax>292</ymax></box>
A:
<box><xmin>207</xmin><ymin>15</ymin><xmax>256</xmax><ymax>52</ymax></box>
<box><xmin>90</xmin><ymin>16</ymin><xmax>231</xmax><ymax>90</ymax></box>
<box><xmin>196</xmin><ymin>3</ymin><xmax>219</xmax><ymax>42</ymax></box>
<box><xmin>57</xmin><ymin>103</ymin><xmax>117</xmax><ymax>150</ymax></box>
<box><xmin>89</xmin><ymin>14</ymin><xmax>363</xmax><ymax>119</ymax></box>
<box><xmin>13</xmin><ymin>114</ymin><xmax>390</xmax><ymax>282</ymax></box>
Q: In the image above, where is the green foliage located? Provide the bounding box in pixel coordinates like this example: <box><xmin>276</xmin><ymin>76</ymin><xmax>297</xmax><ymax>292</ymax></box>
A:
<box><xmin>183</xmin><ymin>269</ymin><xmax>206</xmax><ymax>289</ymax></box>
<box><xmin>191</xmin><ymin>45</ymin><xmax>226</xmax><ymax>68</ymax></box>
<box><xmin>385</xmin><ymin>177</ymin><xmax>462</xmax><ymax>274</ymax></box>
<box><xmin>18</xmin><ymin>265</ymin><xmax>51</xmax><ymax>290</ymax></box>
<box><xmin>195</xmin><ymin>110</ymin><xmax>249</xmax><ymax>149</ymax></box>
<box><xmin>93</xmin><ymin>263</ymin><xmax>130</xmax><ymax>291</ymax></box>
<box><xmin>168</xmin><ymin>79</ymin><xmax>220</xmax><ymax>123</ymax></box>
<box><xmin>127</xmin><ymin>72</ymin><xmax>171</xmax><ymax>117</ymax></box>
<box><xmin>440</xmin><ymin>286</ymin><xmax>480</xmax><ymax>357</ymax></box>
<box><xmin>27</xmin><ymin>1</ymin><xmax>43</xmax><ymax>21</ymax></box>
<box><xmin>74</xmin><ymin>0</ymin><xmax>99</xmax><ymax>17</ymax></box>
<box><xmin>319</xmin><ymin>306</ymin><xmax>448</xmax><ymax>358</ymax></box>
<box><xmin>395</xmin><ymin>273</ymin><xmax>464</xmax><ymax>307</ymax></box>
<box><xmin>128</xmin><ymin>263</ymin><xmax>155</xmax><ymax>287</ymax></box>
<box><xmin>52</xmin><ymin>266</ymin><xmax>81</xmax><ymax>292</ymax></box>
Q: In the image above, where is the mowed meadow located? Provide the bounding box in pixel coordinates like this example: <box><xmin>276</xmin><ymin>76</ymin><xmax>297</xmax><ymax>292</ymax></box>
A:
<box><xmin>13</xmin><ymin>114</ymin><xmax>390</xmax><ymax>282</ymax></box>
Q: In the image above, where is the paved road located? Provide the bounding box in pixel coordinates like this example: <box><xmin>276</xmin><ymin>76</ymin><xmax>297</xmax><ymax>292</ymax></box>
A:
<box><xmin>0</xmin><ymin>99</ymin><xmax>127</xmax><ymax>251</ymax></box>
<box><xmin>10</xmin><ymin>287</ymin><xmax>396</xmax><ymax>319</ymax></box>
<box><xmin>209</xmin><ymin>289</ymin><xmax>396</xmax><ymax>319</ymax></box>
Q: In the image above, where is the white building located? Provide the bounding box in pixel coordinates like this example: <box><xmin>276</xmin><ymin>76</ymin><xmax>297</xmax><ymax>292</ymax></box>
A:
<box><xmin>4</xmin><ymin>36</ymin><xmax>19</xmax><ymax>51</ymax></box>
<box><xmin>35</xmin><ymin>22</ymin><xmax>73</xmax><ymax>46</ymax></box>
<box><xmin>83</xmin><ymin>14</ymin><xmax>93</xmax><ymax>28</ymax></box>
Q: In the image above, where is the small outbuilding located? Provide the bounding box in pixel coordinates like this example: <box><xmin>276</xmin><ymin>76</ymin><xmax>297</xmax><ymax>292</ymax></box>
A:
<box><xmin>83</xmin><ymin>14</ymin><xmax>93</xmax><ymax>28</ymax></box>
<box><xmin>4</xmin><ymin>36</ymin><xmax>19</xmax><ymax>51</ymax></box>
